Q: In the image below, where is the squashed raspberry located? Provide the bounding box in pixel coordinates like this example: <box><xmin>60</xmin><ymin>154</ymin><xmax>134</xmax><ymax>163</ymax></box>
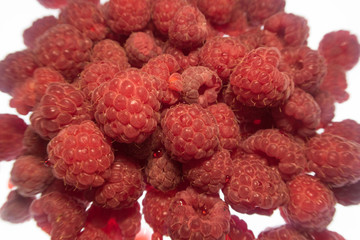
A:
<box><xmin>323</xmin><ymin>119</ymin><xmax>360</xmax><ymax>144</ymax></box>
<box><xmin>246</xmin><ymin>0</ymin><xmax>285</xmax><ymax>26</ymax></box>
<box><xmin>257</xmin><ymin>224</ymin><xmax>310</xmax><ymax>240</ymax></box>
<box><xmin>227</xmin><ymin>215</ymin><xmax>255</xmax><ymax>240</ymax></box>
<box><xmin>197</xmin><ymin>0</ymin><xmax>237</xmax><ymax>25</ymax></box>
<box><xmin>319</xmin><ymin>64</ymin><xmax>349</xmax><ymax>103</ymax></box>
<box><xmin>23</xmin><ymin>15</ymin><xmax>58</xmax><ymax>49</ymax></box>
<box><xmin>0</xmin><ymin>190</ymin><xmax>34</xmax><ymax>224</ymax></box>
<box><xmin>91</xmin><ymin>39</ymin><xmax>130</xmax><ymax>69</ymax></box>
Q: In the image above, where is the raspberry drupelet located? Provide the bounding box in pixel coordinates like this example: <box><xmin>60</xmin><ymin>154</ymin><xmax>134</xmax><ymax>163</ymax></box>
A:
<box><xmin>0</xmin><ymin>190</ymin><xmax>34</xmax><ymax>224</ymax></box>
<box><xmin>197</xmin><ymin>0</ymin><xmax>237</xmax><ymax>25</ymax></box>
<box><xmin>23</xmin><ymin>15</ymin><xmax>58</xmax><ymax>49</ymax></box>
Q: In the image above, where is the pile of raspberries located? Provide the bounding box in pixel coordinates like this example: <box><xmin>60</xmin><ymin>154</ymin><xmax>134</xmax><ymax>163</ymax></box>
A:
<box><xmin>1</xmin><ymin>0</ymin><xmax>360</xmax><ymax>239</ymax></box>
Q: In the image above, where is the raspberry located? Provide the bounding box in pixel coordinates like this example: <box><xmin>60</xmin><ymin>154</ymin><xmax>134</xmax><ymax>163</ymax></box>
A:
<box><xmin>197</xmin><ymin>0</ymin><xmax>237</xmax><ymax>25</ymax></box>
<box><xmin>318</xmin><ymin>30</ymin><xmax>360</xmax><ymax>71</ymax></box>
<box><xmin>226</xmin><ymin>215</ymin><xmax>255</xmax><ymax>240</ymax></box>
<box><xmin>319</xmin><ymin>64</ymin><xmax>349</xmax><ymax>103</ymax></box>
<box><xmin>91</xmin><ymin>39</ymin><xmax>130</xmax><ymax>69</ymax></box>
<box><xmin>306</xmin><ymin>133</ymin><xmax>360</xmax><ymax>187</ymax></box>
<box><xmin>183</xmin><ymin>148</ymin><xmax>233</xmax><ymax>194</ymax></box>
<box><xmin>10</xmin><ymin>154</ymin><xmax>54</xmax><ymax>197</ymax></box>
<box><xmin>37</xmin><ymin>0</ymin><xmax>68</xmax><ymax>9</ymax></box>
<box><xmin>30</xmin><ymin>191</ymin><xmax>87</xmax><ymax>239</ymax></box>
<box><xmin>323</xmin><ymin>119</ymin><xmax>360</xmax><ymax>144</ymax></box>
<box><xmin>59</xmin><ymin>0</ymin><xmax>108</xmax><ymax>41</ymax></box>
<box><xmin>279</xmin><ymin>46</ymin><xmax>327</xmax><ymax>93</ymax></box>
<box><xmin>264</xmin><ymin>12</ymin><xmax>309</xmax><ymax>47</ymax></box>
<box><xmin>23</xmin><ymin>15</ymin><xmax>58</xmax><ymax>49</ymax></box>
<box><xmin>331</xmin><ymin>180</ymin><xmax>360</xmax><ymax>206</ymax></box>
<box><xmin>145</xmin><ymin>150</ymin><xmax>182</xmax><ymax>192</ymax></box>
<box><xmin>0</xmin><ymin>190</ymin><xmax>34</xmax><ymax>224</ymax></box>
<box><xmin>124</xmin><ymin>31</ymin><xmax>163</xmax><ymax>68</ymax></box>
<box><xmin>223</xmin><ymin>158</ymin><xmax>288</xmax><ymax>215</ymax></box>
<box><xmin>0</xmin><ymin>114</ymin><xmax>27</xmax><ymax>162</ymax></box>
<box><xmin>280</xmin><ymin>174</ymin><xmax>336</xmax><ymax>232</ymax></box>
<box><xmin>257</xmin><ymin>224</ymin><xmax>310</xmax><ymax>240</ymax></box>
<box><xmin>22</xmin><ymin>126</ymin><xmax>49</xmax><ymax>158</ymax></box>
<box><xmin>30</xmin><ymin>82</ymin><xmax>93</xmax><ymax>139</ymax></box>
<box><xmin>34</xmin><ymin>24</ymin><xmax>92</xmax><ymax>80</ymax></box>
<box><xmin>179</xmin><ymin>66</ymin><xmax>222</xmax><ymax>107</ymax></box>
<box><xmin>230</xmin><ymin>47</ymin><xmax>294</xmax><ymax>108</ymax></box>
<box><xmin>0</xmin><ymin>50</ymin><xmax>39</xmax><ymax>95</ymax></box>
<box><xmin>246</xmin><ymin>0</ymin><xmax>285</xmax><ymax>26</ymax></box>
<box><xmin>94</xmin><ymin>154</ymin><xmax>145</xmax><ymax>209</ymax></box>
<box><xmin>207</xmin><ymin>103</ymin><xmax>241</xmax><ymax>151</ymax></box>
<box><xmin>47</xmin><ymin>120</ymin><xmax>114</xmax><ymax>190</ymax></box>
<box><xmin>168</xmin><ymin>5</ymin><xmax>208</xmax><ymax>50</ymax></box>
<box><xmin>105</xmin><ymin>0</ymin><xmax>151</xmax><ymax>35</ymax></box>
<box><xmin>271</xmin><ymin>87</ymin><xmax>321</xmax><ymax>138</ymax></box>
<box><xmin>92</xmin><ymin>68</ymin><xmax>161</xmax><ymax>144</ymax></box>
<box><xmin>164</xmin><ymin>43</ymin><xmax>200</xmax><ymax>71</ymax></box>
<box><xmin>313</xmin><ymin>90</ymin><xmax>336</xmax><ymax>128</ymax></box>
<box><xmin>161</xmin><ymin>103</ymin><xmax>219</xmax><ymax>162</ymax></box>
<box><xmin>199</xmin><ymin>36</ymin><xmax>248</xmax><ymax>80</ymax></box>
<box><xmin>241</xmin><ymin>128</ymin><xmax>307</xmax><ymax>180</ymax></box>
<box><xmin>167</xmin><ymin>187</ymin><xmax>230</xmax><ymax>240</ymax></box>
<box><xmin>77</xmin><ymin>224</ymin><xmax>111</xmax><ymax>240</ymax></box>
<box><xmin>311</xmin><ymin>230</ymin><xmax>345</xmax><ymax>240</ymax></box>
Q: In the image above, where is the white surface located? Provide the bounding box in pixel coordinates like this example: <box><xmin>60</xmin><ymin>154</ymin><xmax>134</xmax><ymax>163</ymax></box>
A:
<box><xmin>0</xmin><ymin>0</ymin><xmax>359</xmax><ymax>239</ymax></box>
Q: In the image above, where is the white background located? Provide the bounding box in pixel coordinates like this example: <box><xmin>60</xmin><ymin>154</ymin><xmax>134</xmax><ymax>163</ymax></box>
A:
<box><xmin>0</xmin><ymin>0</ymin><xmax>359</xmax><ymax>239</ymax></box>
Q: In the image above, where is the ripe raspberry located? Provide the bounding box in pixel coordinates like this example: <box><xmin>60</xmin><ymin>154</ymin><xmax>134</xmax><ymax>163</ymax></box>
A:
<box><xmin>226</xmin><ymin>215</ymin><xmax>255</xmax><ymax>240</ymax></box>
<box><xmin>30</xmin><ymin>82</ymin><xmax>93</xmax><ymax>139</ymax></box>
<box><xmin>230</xmin><ymin>47</ymin><xmax>294</xmax><ymax>108</ymax></box>
<box><xmin>30</xmin><ymin>191</ymin><xmax>87</xmax><ymax>239</ymax></box>
<box><xmin>223</xmin><ymin>158</ymin><xmax>288</xmax><ymax>215</ymax></box>
<box><xmin>197</xmin><ymin>0</ymin><xmax>236</xmax><ymax>25</ymax></box>
<box><xmin>34</xmin><ymin>24</ymin><xmax>92</xmax><ymax>80</ymax></box>
<box><xmin>22</xmin><ymin>126</ymin><xmax>49</xmax><ymax>157</ymax></box>
<box><xmin>271</xmin><ymin>87</ymin><xmax>321</xmax><ymax>138</ymax></box>
<box><xmin>0</xmin><ymin>190</ymin><xmax>34</xmax><ymax>224</ymax></box>
<box><xmin>37</xmin><ymin>0</ymin><xmax>67</xmax><ymax>9</ymax></box>
<box><xmin>59</xmin><ymin>0</ymin><xmax>108</xmax><ymax>41</ymax></box>
<box><xmin>161</xmin><ymin>103</ymin><xmax>219</xmax><ymax>163</ymax></box>
<box><xmin>91</xmin><ymin>39</ymin><xmax>130</xmax><ymax>69</ymax></box>
<box><xmin>324</xmin><ymin>119</ymin><xmax>360</xmax><ymax>144</ymax></box>
<box><xmin>207</xmin><ymin>103</ymin><xmax>241</xmax><ymax>151</ymax></box>
<box><xmin>318</xmin><ymin>30</ymin><xmax>360</xmax><ymax>71</ymax></box>
<box><xmin>183</xmin><ymin>148</ymin><xmax>233</xmax><ymax>194</ymax></box>
<box><xmin>167</xmin><ymin>187</ymin><xmax>230</xmax><ymax>240</ymax></box>
<box><xmin>47</xmin><ymin>120</ymin><xmax>114</xmax><ymax>189</ymax></box>
<box><xmin>124</xmin><ymin>31</ymin><xmax>163</xmax><ymax>67</ymax></box>
<box><xmin>241</xmin><ymin>128</ymin><xmax>307</xmax><ymax>180</ymax></box>
<box><xmin>0</xmin><ymin>114</ymin><xmax>27</xmax><ymax>162</ymax></box>
<box><xmin>10</xmin><ymin>154</ymin><xmax>54</xmax><ymax>197</ymax></box>
<box><xmin>199</xmin><ymin>36</ymin><xmax>248</xmax><ymax>80</ymax></box>
<box><xmin>23</xmin><ymin>15</ymin><xmax>58</xmax><ymax>49</ymax></box>
<box><xmin>257</xmin><ymin>224</ymin><xmax>310</xmax><ymax>240</ymax></box>
<box><xmin>313</xmin><ymin>90</ymin><xmax>335</xmax><ymax>128</ymax></box>
<box><xmin>311</xmin><ymin>230</ymin><xmax>345</xmax><ymax>240</ymax></box>
<box><xmin>105</xmin><ymin>0</ymin><xmax>151</xmax><ymax>35</ymax></box>
<box><xmin>94</xmin><ymin>154</ymin><xmax>145</xmax><ymax>209</ymax></box>
<box><xmin>246</xmin><ymin>0</ymin><xmax>285</xmax><ymax>26</ymax></box>
<box><xmin>77</xmin><ymin>224</ymin><xmax>111</xmax><ymax>240</ymax></box>
<box><xmin>280</xmin><ymin>174</ymin><xmax>336</xmax><ymax>232</ymax></box>
<box><xmin>0</xmin><ymin>50</ymin><xmax>39</xmax><ymax>95</ymax></box>
<box><xmin>168</xmin><ymin>5</ymin><xmax>208</xmax><ymax>50</ymax></box>
<box><xmin>279</xmin><ymin>46</ymin><xmax>327</xmax><ymax>93</ymax></box>
<box><xmin>319</xmin><ymin>64</ymin><xmax>348</xmax><ymax>103</ymax></box>
<box><xmin>264</xmin><ymin>12</ymin><xmax>309</xmax><ymax>47</ymax></box>
<box><xmin>164</xmin><ymin>42</ymin><xmax>200</xmax><ymax>71</ymax></box>
<box><xmin>92</xmin><ymin>68</ymin><xmax>161</xmax><ymax>144</ymax></box>
<box><xmin>306</xmin><ymin>133</ymin><xmax>360</xmax><ymax>187</ymax></box>
<box><xmin>331</xmin><ymin>180</ymin><xmax>360</xmax><ymax>206</ymax></box>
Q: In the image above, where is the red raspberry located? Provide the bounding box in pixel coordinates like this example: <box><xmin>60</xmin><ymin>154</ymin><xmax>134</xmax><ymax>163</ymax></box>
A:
<box><xmin>94</xmin><ymin>154</ymin><xmax>145</xmax><ymax>209</ymax></box>
<box><xmin>164</xmin><ymin>43</ymin><xmax>200</xmax><ymax>71</ymax></box>
<box><xmin>168</xmin><ymin>5</ymin><xmax>208</xmax><ymax>50</ymax></box>
<box><xmin>279</xmin><ymin>46</ymin><xmax>327</xmax><ymax>93</ymax></box>
<box><xmin>197</xmin><ymin>0</ymin><xmax>237</xmax><ymax>25</ymax></box>
<box><xmin>30</xmin><ymin>82</ymin><xmax>93</xmax><ymax>139</ymax></box>
<box><xmin>199</xmin><ymin>36</ymin><xmax>248</xmax><ymax>81</ymax></box>
<box><xmin>34</xmin><ymin>24</ymin><xmax>92</xmax><ymax>80</ymax></box>
<box><xmin>59</xmin><ymin>0</ymin><xmax>108</xmax><ymax>41</ymax></box>
<box><xmin>311</xmin><ymin>230</ymin><xmax>345</xmax><ymax>240</ymax></box>
<box><xmin>246</xmin><ymin>0</ymin><xmax>285</xmax><ymax>26</ymax></box>
<box><xmin>313</xmin><ymin>90</ymin><xmax>336</xmax><ymax>128</ymax></box>
<box><xmin>257</xmin><ymin>224</ymin><xmax>310</xmax><ymax>240</ymax></box>
<box><xmin>318</xmin><ymin>30</ymin><xmax>360</xmax><ymax>71</ymax></box>
<box><xmin>77</xmin><ymin>224</ymin><xmax>111</xmax><ymax>240</ymax></box>
<box><xmin>91</xmin><ymin>39</ymin><xmax>130</xmax><ymax>69</ymax></box>
<box><xmin>30</xmin><ymin>191</ymin><xmax>87</xmax><ymax>239</ymax></box>
<box><xmin>324</xmin><ymin>119</ymin><xmax>360</xmax><ymax>144</ymax></box>
<box><xmin>319</xmin><ymin>64</ymin><xmax>348</xmax><ymax>103</ymax></box>
<box><xmin>306</xmin><ymin>133</ymin><xmax>360</xmax><ymax>187</ymax></box>
<box><xmin>92</xmin><ymin>68</ymin><xmax>161</xmax><ymax>144</ymax></box>
<box><xmin>152</xmin><ymin>0</ymin><xmax>188</xmax><ymax>35</ymax></box>
<box><xmin>226</xmin><ymin>215</ymin><xmax>255</xmax><ymax>240</ymax></box>
<box><xmin>47</xmin><ymin>120</ymin><xmax>114</xmax><ymax>189</ymax></box>
<box><xmin>0</xmin><ymin>190</ymin><xmax>34</xmax><ymax>224</ymax></box>
<box><xmin>124</xmin><ymin>31</ymin><xmax>163</xmax><ymax>67</ymax></box>
<box><xmin>183</xmin><ymin>148</ymin><xmax>233</xmax><ymax>194</ymax></box>
<box><xmin>105</xmin><ymin>0</ymin><xmax>151</xmax><ymax>35</ymax></box>
<box><xmin>161</xmin><ymin>103</ymin><xmax>219</xmax><ymax>163</ymax></box>
<box><xmin>37</xmin><ymin>0</ymin><xmax>68</xmax><ymax>9</ymax></box>
<box><xmin>241</xmin><ymin>129</ymin><xmax>307</xmax><ymax>180</ymax></box>
<box><xmin>230</xmin><ymin>47</ymin><xmax>294</xmax><ymax>108</ymax></box>
<box><xmin>207</xmin><ymin>103</ymin><xmax>241</xmax><ymax>151</ymax></box>
<box><xmin>0</xmin><ymin>50</ymin><xmax>39</xmax><ymax>95</ymax></box>
<box><xmin>280</xmin><ymin>174</ymin><xmax>336</xmax><ymax>232</ymax></box>
<box><xmin>272</xmin><ymin>88</ymin><xmax>321</xmax><ymax>138</ymax></box>
<box><xmin>167</xmin><ymin>187</ymin><xmax>231</xmax><ymax>240</ymax></box>
<box><xmin>223</xmin><ymin>158</ymin><xmax>288</xmax><ymax>215</ymax></box>
<box><xmin>0</xmin><ymin>114</ymin><xmax>27</xmax><ymax>162</ymax></box>
<box><xmin>332</xmin><ymin>180</ymin><xmax>360</xmax><ymax>206</ymax></box>
<box><xmin>264</xmin><ymin>12</ymin><xmax>309</xmax><ymax>47</ymax></box>
<box><xmin>22</xmin><ymin>126</ymin><xmax>49</xmax><ymax>158</ymax></box>
<box><xmin>23</xmin><ymin>16</ymin><xmax>58</xmax><ymax>49</ymax></box>
<box><xmin>10</xmin><ymin>154</ymin><xmax>54</xmax><ymax>197</ymax></box>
